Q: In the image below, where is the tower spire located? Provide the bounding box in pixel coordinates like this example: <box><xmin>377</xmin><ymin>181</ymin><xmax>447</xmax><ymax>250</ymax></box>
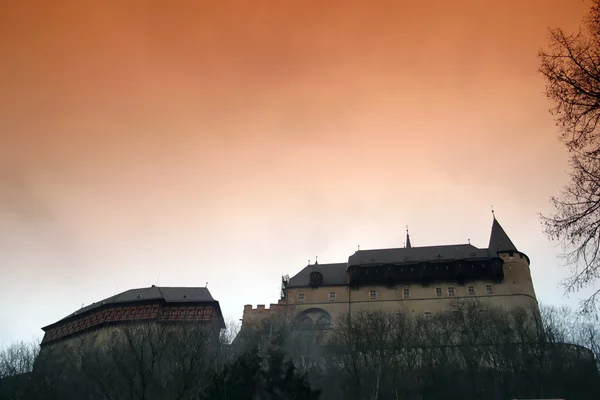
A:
<box><xmin>406</xmin><ymin>225</ymin><xmax>412</xmax><ymax>248</ymax></box>
<box><xmin>488</xmin><ymin>216</ymin><xmax>517</xmax><ymax>253</ymax></box>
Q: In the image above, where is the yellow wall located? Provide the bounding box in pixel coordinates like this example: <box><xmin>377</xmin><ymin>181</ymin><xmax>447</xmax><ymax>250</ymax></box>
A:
<box><xmin>242</xmin><ymin>250</ymin><xmax>538</xmax><ymax>328</ymax></box>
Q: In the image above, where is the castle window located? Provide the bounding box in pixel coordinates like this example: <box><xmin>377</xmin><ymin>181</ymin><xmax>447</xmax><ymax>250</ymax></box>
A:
<box><xmin>435</xmin><ymin>287</ymin><xmax>442</xmax><ymax>297</ymax></box>
<box><xmin>309</xmin><ymin>271</ymin><xmax>323</xmax><ymax>287</ymax></box>
<box><xmin>424</xmin><ymin>312</ymin><xmax>432</xmax><ymax>321</ymax></box>
<box><xmin>448</xmin><ymin>287</ymin><xmax>455</xmax><ymax>297</ymax></box>
<box><xmin>370</xmin><ymin>290</ymin><xmax>377</xmax><ymax>300</ymax></box>
<box><xmin>468</xmin><ymin>285</ymin><xmax>475</xmax><ymax>295</ymax></box>
<box><xmin>329</xmin><ymin>292</ymin><xmax>336</xmax><ymax>302</ymax></box>
<box><xmin>297</xmin><ymin>293</ymin><xmax>305</xmax><ymax>304</ymax></box>
<box><xmin>316</xmin><ymin>315</ymin><xmax>331</xmax><ymax>327</ymax></box>
<box><xmin>486</xmin><ymin>284</ymin><xmax>493</xmax><ymax>295</ymax></box>
<box><xmin>403</xmin><ymin>289</ymin><xmax>410</xmax><ymax>299</ymax></box>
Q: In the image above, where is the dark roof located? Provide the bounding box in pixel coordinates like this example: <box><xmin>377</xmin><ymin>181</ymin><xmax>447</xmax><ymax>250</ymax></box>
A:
<box><xmin>287</xmin><ymin>263</ymin><xmax>348</xmax><ymax>287</ymax></box>
<box><xmin>59</xmin><ymin>286</ymin><xmax>215</xmax><ymax>322</ymax></box>
<box><xmin>488</xmin><ymin>217</ymin><xmax>518</xmax><ymax>254</ymax></box>
<box><xmin>286</xmin><ymin>217</ymin><xmax>524</xmax><ymax>287</ymax></box>
<box><xmin>348</xmin><ymin>244</ymin><xmax>491</xmax><ymax>267</ymax></box>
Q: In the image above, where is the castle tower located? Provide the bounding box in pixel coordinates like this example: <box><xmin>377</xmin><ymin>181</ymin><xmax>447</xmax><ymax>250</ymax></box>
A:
<box><xmin>488</xmin><ymin>216</ymin><xmax>537</xmax><ymax>307</ymax></box>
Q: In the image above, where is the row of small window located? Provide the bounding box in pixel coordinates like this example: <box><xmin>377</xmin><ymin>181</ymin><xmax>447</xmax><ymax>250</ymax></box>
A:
<box><xmin>437</xmin><ymin>285</ymin><xmax>493</xmax><ymax>297</ymax></box>
<box><xmin>369</xmin><ymin>285</ymin><xmax>493</xmax><ymax>300</ymax></box>
<box><xmin>369</xmin><ymin>289</ymin><xmax>411</xmax><ymax>300</ymax></box>
<box><xmin>297</xmin><ymin>292</ymin><xmax>336</xmax><ymax>303</ymax></box>
<box><xmin>297</xmin><ymin>285</ymin><xmax>494</xmax><ymax>303</ymax></box>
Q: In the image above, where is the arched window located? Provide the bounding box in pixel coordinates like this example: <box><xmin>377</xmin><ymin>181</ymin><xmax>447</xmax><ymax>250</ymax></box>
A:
<box><xmin>298</xmin><ymin>317</ymin><xmax>313</xmax><ymax>329</ymax></box>
<box><xmin>316</xmin><ymin>315</ymin><xmax>331</xmax><ymax>328</ymax></box>
<box><xmin>295</xmin><ymin>308</ymin><xmax>333</xmax><ymax>330</ymax></box>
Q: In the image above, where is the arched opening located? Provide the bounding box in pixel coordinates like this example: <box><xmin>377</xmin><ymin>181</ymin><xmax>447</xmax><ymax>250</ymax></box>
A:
<box><xmin>294</xmin><ymin>308</ymin><xmax>333</xmax><ymax>330</ymax></box>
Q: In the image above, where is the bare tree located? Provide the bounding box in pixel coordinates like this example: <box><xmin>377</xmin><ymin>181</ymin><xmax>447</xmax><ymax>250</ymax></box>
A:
<box><xmin>0</xmin><ymin>341</ymin><xmax>39</xmax><ymax>400</ymax></box>
<box><xmin>539</xmin><ymin>0</ymin><xmax>600</xmax><ymax>311</ymax></box>
<box><xmin>324</xmin><ymin>303</ymin><xmax>600</xmax><ymax>400</ymax></box>
<box><xmin>2</xmin><ymin>306</ymin><xmax>599</xmax><ymax>400</ymax></box>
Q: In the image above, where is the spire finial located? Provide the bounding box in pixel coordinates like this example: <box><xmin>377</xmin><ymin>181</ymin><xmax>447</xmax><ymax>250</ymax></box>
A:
<box><xmin>357</xmin><ymin>245</ymin><xmax>360</xmax><ymax>251</ymax></box>
<box><xmin>468</xmin><ymin>238</ymin><xmax>471</xmax><ymax>244</ymax></box>
<box><xmin>491</xmin><ymin>205</ymin><xmax>495</xmax><ymax>219</ymax></box>
<box><xmin>406</xmin><ymin>225</ymin><xmax>412</xmax><ymax>248</ymax></box>
<box><xmin>315</xmin><ymin>256</ymin><xmax>318</xmax><ymax>265</ymax></box>
<box><xmin>308</xmin><ymin>259</ymin><xmax>310</xmax><ymax>265</ymax></box>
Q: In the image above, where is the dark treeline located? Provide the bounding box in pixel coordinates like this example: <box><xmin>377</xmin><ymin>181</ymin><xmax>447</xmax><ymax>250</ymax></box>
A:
<box><xmin>1</xmin><ymin>302</ymin><xmax>599</xmax><ymax>400</ymax></box>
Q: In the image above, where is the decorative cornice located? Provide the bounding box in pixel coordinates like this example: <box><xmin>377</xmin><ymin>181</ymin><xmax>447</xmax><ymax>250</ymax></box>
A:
<box><xmin>41</xmin><ymin>302</ymin><xmax>218</xmax><ymax>346</ymax></box>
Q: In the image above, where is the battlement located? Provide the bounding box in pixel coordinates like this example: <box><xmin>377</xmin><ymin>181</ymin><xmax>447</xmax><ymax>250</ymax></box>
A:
<box><xmin>241</xmin><ymin>303</ymin><xmax>287</xmax><ymax>329</ymax></box>
<box><xmin>243</xmin><ymin>303</ymin><xmax>283</xmax><ymax>313</ymax></box>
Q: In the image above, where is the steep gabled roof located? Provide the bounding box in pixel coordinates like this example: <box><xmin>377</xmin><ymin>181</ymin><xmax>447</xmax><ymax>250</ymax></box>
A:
<box><xmin>488</xmin><ymin>217</ymin><xmax>518</xmax><ymax>254</ymax></box>
<box><xmin>287</xmin><ymin>263</ymin><xmax>348</xmax><ymax>287</ymax></box>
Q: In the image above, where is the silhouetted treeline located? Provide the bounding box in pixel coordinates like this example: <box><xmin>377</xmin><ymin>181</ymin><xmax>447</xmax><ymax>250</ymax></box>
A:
<box><xmin>1</xmin><ymin>302</ymin><xmax>599</xmax><ymax>400</ymax></box>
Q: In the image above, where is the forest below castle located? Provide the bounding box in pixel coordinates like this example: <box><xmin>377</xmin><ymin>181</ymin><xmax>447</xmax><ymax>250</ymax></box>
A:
<box><xmin>1</xmin><ymin>302</ymin><xmax>600</xmax><ymax>400</ymax></box>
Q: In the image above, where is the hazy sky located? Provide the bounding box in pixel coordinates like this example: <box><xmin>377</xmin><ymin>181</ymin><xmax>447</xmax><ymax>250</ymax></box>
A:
<box><xmin>0</xmin><ymin>0</ymin><xmax>594</xmax><ymax>346</ymax></box>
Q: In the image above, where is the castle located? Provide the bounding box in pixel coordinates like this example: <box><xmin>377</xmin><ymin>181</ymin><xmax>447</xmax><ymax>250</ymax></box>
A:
<box><xmin>40</xmin><ymin>286</ymin><xmax>225</xmax><ymax>349</ymax></box>
<box><xmin>241</xmin><ymin>216</ymin><xmax>538</xmax><ymax>331</ymax></box>
<box><xmin>40</xmin><ymin>216</ymin><xmax>537</xmax><ymax>346</ymax></box>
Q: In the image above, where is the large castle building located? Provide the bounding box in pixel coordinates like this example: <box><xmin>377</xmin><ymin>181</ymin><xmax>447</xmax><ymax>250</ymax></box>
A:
<box><xmin>241</xmin><ymin>217</ymin><xmax>538</xmax><ymax>331</ymax></box>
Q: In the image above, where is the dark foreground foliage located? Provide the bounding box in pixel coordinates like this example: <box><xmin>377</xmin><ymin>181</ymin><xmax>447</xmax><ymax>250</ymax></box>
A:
<box><xmin>1</xmin><ymin>304</ymin><xmax>599</xmax><ymax>400</ymax></box>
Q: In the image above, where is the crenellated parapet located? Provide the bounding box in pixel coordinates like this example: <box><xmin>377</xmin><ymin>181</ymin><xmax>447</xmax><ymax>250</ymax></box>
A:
<box><xmin>241</xmin><ymin>303</ymin><xmax>287</xmax><ymax>329</ymax></box>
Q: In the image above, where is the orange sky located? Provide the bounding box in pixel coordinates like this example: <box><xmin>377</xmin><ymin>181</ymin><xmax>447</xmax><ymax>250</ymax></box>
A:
<box><xmin>0</xmin><ymin>0</ymin><xmax>593</xmax><ymax>344</ymax></box>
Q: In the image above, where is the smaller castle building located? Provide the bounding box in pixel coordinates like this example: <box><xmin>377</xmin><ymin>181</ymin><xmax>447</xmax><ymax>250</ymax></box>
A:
<box><xmin>41</xmin><ymin>286</ymin><xmax>225</xmax><ymax>349</ymax></box>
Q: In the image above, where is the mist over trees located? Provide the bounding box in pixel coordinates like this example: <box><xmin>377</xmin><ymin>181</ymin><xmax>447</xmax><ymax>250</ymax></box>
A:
<box><xmin>540</xmin><ymin>0</ymin><xmax>600</xmax><ymax>311</ymax></box>
<box><xmin>1</xmin><ymin>303</ymin><xmax>599</xmax><ymax>400</ymax></box>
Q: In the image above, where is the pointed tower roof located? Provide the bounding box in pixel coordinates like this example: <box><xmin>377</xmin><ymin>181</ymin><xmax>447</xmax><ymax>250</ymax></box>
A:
<box><xmin>406</xmin><ymin>227</ymin><xmax>412</xmax><ymax>248</ymax></box>
<box><xmin>488</xmin><ymin>216</ymin><xmax>517</xmax><ymax>254</ymax></box>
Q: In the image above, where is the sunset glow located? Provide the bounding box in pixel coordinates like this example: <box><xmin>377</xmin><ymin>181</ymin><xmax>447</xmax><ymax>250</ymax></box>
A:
<box><xmin>0</xmin><ymin>0</ymin><xmax>592</xmax><ymax>345</ymax></box>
